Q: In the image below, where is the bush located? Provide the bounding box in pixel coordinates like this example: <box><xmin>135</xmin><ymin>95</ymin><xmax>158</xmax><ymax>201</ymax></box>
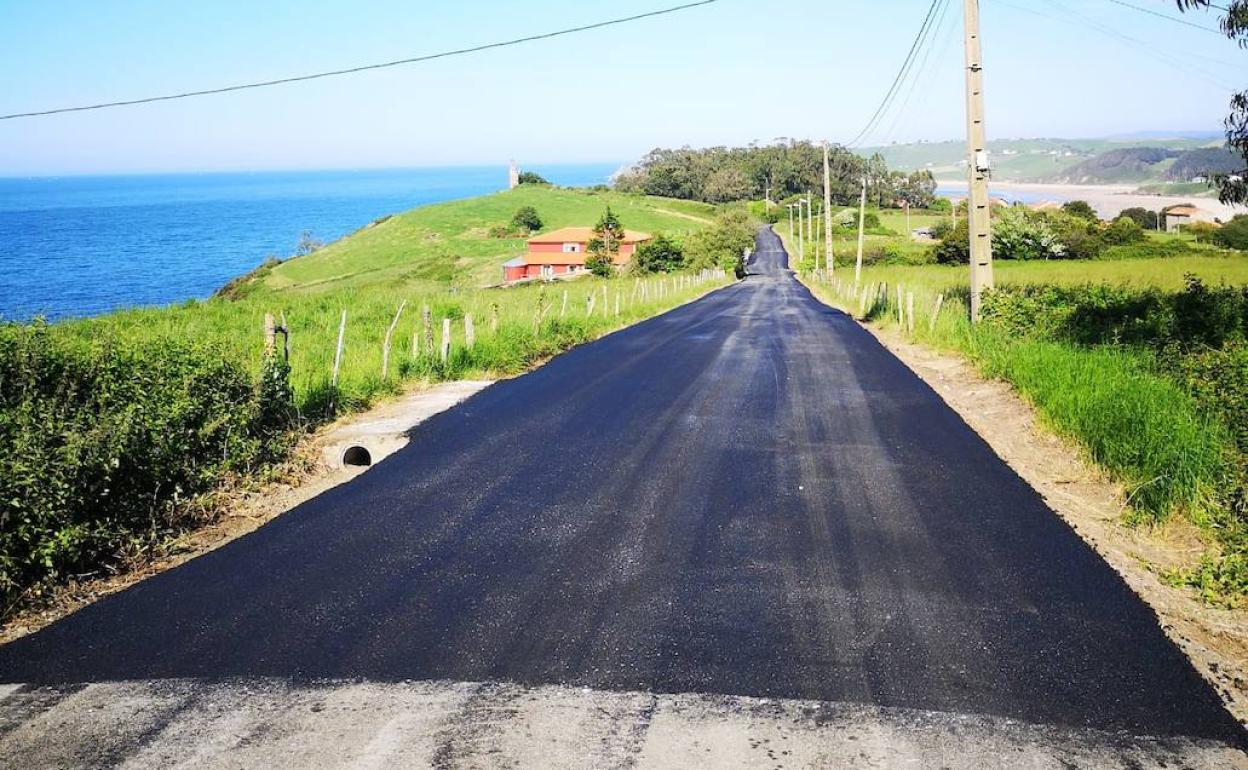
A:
<box><xmin>932</xmin><ymin>219</ymin><xmax>969</xmax><ymax>265</ymax></box>
<box><xmin>993</xmin><ymin>207</ymin><xmax>1065</xmax><ymax>260</ymax></box>
<box><xmin>518</xmin><ymin>171</ymin><xmax>549</xmax><ymax>186</ymax></box>
<box><xmin>585</xmin><ymin>253</ymin><xmax>614</xmax><ymax>277</ymax></box>
<box><xmin>1187</xmin><ymin>221</ymin><xmax>1220</xmax><ymax>244</ymax></box>
<box><xmin>0</xmin><ymin>324</ymin><xmax>294</xmax><ymax>605</ymax></box>
<box><xmin>1213</xmin><ymin>215</ymin><xmax>1248</xmax><ymax>250</ymax></box>
<box><xmin>685</xmin><ymin>210</ymin><xmax>755</xmax><ymax>277</ymax></box>
<box><xmin>1103</xmin><ymin>216</ymin><xmax>1147</xmax><ymax>246</ymax></box>
<box><xmin>634</xmin><ymin>234</ymin><xmax>684</xmax><ymax>273</ymax></box>
<box><xmin>509</xmin><ymin>206</ymin><xmax>543</xmax><ymax>233</ymax></box>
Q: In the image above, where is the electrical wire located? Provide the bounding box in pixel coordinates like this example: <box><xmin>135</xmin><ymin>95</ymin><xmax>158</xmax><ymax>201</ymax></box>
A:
<box><xmin>878</xmin><ymin>0</ymin><xmax>957</xmax><ymax>145</ymax></box>
<box><xmin>0</xmin><ymin>0</ymin><xmax>721</xmax><ymax>121</ymax></box>
<box><xmin>843</xmin><ymin>0</ymin><xmax>947</xmax><ymax>148</ymax></box>
<box><xmin>1102</xmin><ymin>0</ymin><xmax>1224</xmax><ymax>33</ymax></box>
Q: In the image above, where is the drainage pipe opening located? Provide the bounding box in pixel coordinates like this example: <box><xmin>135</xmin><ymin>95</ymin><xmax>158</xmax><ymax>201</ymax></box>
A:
<box><xmin>342</xmin><ymin>446</ymin><xmax>372</xmax><ymax>467</ymax></box>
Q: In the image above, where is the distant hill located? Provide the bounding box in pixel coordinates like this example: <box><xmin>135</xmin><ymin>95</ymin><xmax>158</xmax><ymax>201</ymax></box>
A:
<box><xmin>859</xmin><ymin>135</ymin><xmax>1227</xmax><ymax>187</ymax></box>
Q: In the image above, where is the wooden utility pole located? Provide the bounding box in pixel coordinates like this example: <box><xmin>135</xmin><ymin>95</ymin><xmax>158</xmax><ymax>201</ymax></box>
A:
<box><xmin>806</xmin><ymin>192</ymin><xmax>815</xmax><ymax>268</ymax></box>
<box><xmin>823</xmin><ymin>141</ymin><xmax>834</xmax><ymax>276</ymax></box>
<box><xmin>787</xmin><ymin>204</ymin><xmax>795</xmax><ymax>244</ymax></box>
<box><xmin>963</xmin><ymin>0</ymin><xmax>994</xmax><ymax>320</ymax></box>
<box><xmin>854</xmin><ymin>177</ymin><xmax>867</xmax><ymax>285</ymax></box>
<box><xmin>797</xmin><ymin>200</ymin><xmax>805</xmax><ymax>265</ymax></box>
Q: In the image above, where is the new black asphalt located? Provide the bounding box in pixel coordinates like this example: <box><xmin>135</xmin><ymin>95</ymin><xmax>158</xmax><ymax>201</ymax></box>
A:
<box><xmin>0</xmin><ymin>229</ymin><xmax>1241</xmax><ymax>745</ymax></box>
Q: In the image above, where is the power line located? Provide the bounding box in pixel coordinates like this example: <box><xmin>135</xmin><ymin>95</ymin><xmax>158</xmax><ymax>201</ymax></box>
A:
<box><xmin>844</xmin><ymin>0</ymin><xmax>947</xmax><ymax>148</ymax></box>
<box><xmin>0</xmin><ymin>0</ymin><xmax>721</xmax><ymax>121</ymax></box>
<box><xmin>1102</xmin><ymin>0</ymin><xmax>1224</xmax><ymax>33</ymax></box>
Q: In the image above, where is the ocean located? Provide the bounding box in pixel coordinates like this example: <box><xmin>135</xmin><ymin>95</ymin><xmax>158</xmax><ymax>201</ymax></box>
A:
<box><xmin>0</xmin><ymin>164</ymin><xmax>617</xmax><ymax>321</ymax></box>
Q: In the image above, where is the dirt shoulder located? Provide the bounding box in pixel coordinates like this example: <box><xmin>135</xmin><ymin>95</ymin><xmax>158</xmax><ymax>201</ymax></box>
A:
<box><xmin>815</xmin><ymin>291</ymin><xmax>1248</xmax><ymax>726</ymax></box>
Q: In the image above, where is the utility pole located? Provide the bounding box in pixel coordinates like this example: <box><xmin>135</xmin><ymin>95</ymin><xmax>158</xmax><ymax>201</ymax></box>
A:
<box><xmin>823</xmin><ymin>141</ymin><xmax>834</xmax><ymax>276</ymax></box>
<box><xmin>854</xmin><ymin>177</ymin><xmax>867</xmax><ymax>284</ymax></box>
<box><xmin>806</xmin><ymin>193</ymin><xmax>815</xmax><ymax>269</ymax></box>
<box><xmin>787</xmin><ymin>203</ymin><xmax>795</xmax><ymax>243</ymax></box>
<box><xmin>797</xmin><ymin>199</ymin><xmax>806</xmax><ymax>265</ymax></box>
<box><xmin>963</xmin><ymin>0</ymin><xmax>993</xmax><ymax>321</ymax></box>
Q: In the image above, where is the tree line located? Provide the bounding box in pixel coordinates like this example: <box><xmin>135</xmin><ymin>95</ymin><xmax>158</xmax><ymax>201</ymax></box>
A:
<box><xmin>614</xmin><ymin>140</ymin><xmax>936</xmax><ymax>209</ymax></box>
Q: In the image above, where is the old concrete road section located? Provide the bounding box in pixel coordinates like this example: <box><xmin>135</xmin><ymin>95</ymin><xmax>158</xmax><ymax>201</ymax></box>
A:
<box><xmin>0</xmin><ymin>230</ymin><xmax>1244</xmax><ymax>769</ymax></box>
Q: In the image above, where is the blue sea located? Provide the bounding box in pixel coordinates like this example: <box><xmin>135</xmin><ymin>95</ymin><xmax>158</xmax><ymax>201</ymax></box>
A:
<box><xmin>0</xmin><ymin>164</ymin><xmax>617</xmax><ymax>321</ymax></box>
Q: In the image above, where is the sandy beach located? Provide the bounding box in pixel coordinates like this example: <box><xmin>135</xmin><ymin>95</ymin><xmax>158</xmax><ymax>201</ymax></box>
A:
<box><xmin>938</xmin><ymin>180</ymin><xmax>1247</xmax><ymax>221</ymax></box>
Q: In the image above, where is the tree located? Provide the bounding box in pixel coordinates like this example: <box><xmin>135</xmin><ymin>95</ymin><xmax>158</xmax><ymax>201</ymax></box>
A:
<box><xmin>932</xmin><ymin>219</ymin><xmax>970</xmax><ymax>264</ymax></box>
<box><xmin>1175</xmin><ymin>1</ymin><xmax>1248</xmax><ymax>204</ymax></box>
<box><xmin>1061</xmin><ymin>200</ymin><xmax>1099</xmax><ymax>222</ymax></box>
<box><xmin>702</xmin><ymin>168</ymin><xmax>753</xmax><ymax>203</ymax></box>
<box><xmin>634</xmin><ymin>234</ymin><xmax>684</xmax><ymax>273</ymax></box>
<box><xmin>518</xmin><ymin>170</ymin><xmax>549</xmax><ymax>185</ymax></box>
<box><xmin>509</xmin><ymin>206</ymin><xmax>543</xmax><ymax>233</ymax></box>
<box><xmin>587</xmin><ymin>207</ymin><xmax>626</xmax><ymax>272</ymax></box>
<box><xmin>1119</xmin><ymin>206</ymin><xmax>1160</xmax><ymax>230</ymax></box>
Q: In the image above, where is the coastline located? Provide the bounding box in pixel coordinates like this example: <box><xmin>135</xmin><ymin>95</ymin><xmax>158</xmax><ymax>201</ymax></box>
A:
<box><xmin>936</xmin><ymin>180</ymin><xmax>1246</xmax><ymax>220</ymax></box>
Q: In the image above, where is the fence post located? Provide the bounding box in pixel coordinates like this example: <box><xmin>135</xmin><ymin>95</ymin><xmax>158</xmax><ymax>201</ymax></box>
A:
<box><xmin>332</xmin><ymin>310</ymin><xmax>347</xmax><ymax>388</ymax></box>
<box><xmin>906</xmin><ymin>292</ymin><xmax>915</xmax><ymax>334</ymax></box>
<box><xmin>615</xmin><ymin>292</ymin><xmax>620</xmax><ymax>317</ymax></box>
<box><xmin>263</xmin><ymin>313</ymin><xmax>276</xmax><ymax>355</ymax></box>
<box><xmin>586</xmin><ymin>293</ymin><xmax>595</xmax><ymax>317</ymax></box>
<box><xmin>465</xmin><ymin>313</ymin><xmax>475</xmax><ymax>349</ymax></box>
<box><xmin>440</xmin><ymin>318</ymin><xmax>451</xmax><ymax>363</ymax></box>
<box><xmin>422</xmin><ymin>305</ymin><xmax>433</xmax><ymax>355</ymax></box>
<box><xmin>897</xmin><ymin>285</ymin><xmax>904</xmax><ymax>326</ymax></box>
<box><xmin>929</xmin><ymin>293</ymin><xmax>945</xmax><ymax>333</ymax></box>
<box><xmin>561</xmin><ymin>290</ymin><xmax>568</xmax><ymax>318</ymax></box>
<box><xmin>601</xmin><ymin>286</ymin><xmax>608</xmax><ymax>317</ymax></box>
<box><xmin>381</xmin><ymin>299</ymin><xmax>407</xmax><ymax>379</ymax></box>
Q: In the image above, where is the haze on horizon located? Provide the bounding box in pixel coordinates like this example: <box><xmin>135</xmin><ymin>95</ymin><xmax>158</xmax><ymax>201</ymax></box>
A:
<box><xmin>0</xmin><ymin>0</ymin><xmax>1240</xmax><ymax>176</ymax></box>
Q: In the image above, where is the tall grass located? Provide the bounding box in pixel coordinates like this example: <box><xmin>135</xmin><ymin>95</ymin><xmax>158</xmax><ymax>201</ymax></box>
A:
<box><xmin>63</xmin><ymin>271</ymin><xmax>732</xmax><ymax>419</ymax></box>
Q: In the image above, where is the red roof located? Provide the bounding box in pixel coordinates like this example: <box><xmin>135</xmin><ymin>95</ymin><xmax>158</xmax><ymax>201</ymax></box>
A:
<box><xmin>526</xmin><ymin>227</ymin><xmax>652</xmax><ymax>245</ymax></box>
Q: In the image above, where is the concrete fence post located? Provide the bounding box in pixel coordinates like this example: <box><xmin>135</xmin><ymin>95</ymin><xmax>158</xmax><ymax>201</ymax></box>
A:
<box><xmin>440</xmin><ymin>318</ymin><xmax>451</xmax><ymax>363</ymax></box>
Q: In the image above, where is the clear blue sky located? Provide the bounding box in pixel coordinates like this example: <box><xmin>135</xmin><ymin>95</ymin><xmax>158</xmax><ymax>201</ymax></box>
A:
<box><xmin>0</xmin><ymin>0</ymin><xmax>1241</xmax><ymax>175</ymax></box>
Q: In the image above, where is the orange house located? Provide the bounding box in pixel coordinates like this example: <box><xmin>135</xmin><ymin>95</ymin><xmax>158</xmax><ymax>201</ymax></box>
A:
<box><xmin>502</xmin><ymin>227</ymin><xmax>652</xmax><ymax>283</ymax></box>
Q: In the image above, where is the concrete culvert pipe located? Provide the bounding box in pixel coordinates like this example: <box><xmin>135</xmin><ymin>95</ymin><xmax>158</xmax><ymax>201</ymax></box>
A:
<box><xmin>342</xmin><ymin>445</ymin><xmax>372</xmax><ymax>467</ymax></box>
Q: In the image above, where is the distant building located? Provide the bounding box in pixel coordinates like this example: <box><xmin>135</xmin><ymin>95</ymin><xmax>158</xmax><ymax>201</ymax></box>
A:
<box><xmin>502</xmin><ymin>227</ymin><xmax>653</xmax><ymax>284</ymax></box>
<box><xmin>508</xmin><ymin>160</ymin><xmax>520</xmax><ymax>190</ymax></box>
<box><xmin>1164</xmin><ymin>204</ymin><xmax>1217</xmax><ymax>232</ymax></box>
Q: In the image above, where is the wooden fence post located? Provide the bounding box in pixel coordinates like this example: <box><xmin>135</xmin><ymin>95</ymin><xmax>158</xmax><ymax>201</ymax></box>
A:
<box><xmin>561</xmin><ymin>290</ymin><xmax>568</xmax><ymax>318</ymax></box>
<box><xmin>464</xmin><ymin>313</ymin><xmax>475</xmax><ymax>350</ymax></box>
<box><xmin>929</xmin><ymin>293</ymin><xmax>945</xmax><ymax>333</ymax></box>
<box><xmin>586</xmin><ymin>294</ymin><xmax>595</xmax><ymax>317</ymax></box>
<box><xmin>491</xmin><ymin>302</ymin><xmax>499</xmax><ymax>333</ymax></box>
<box><xmin>897</xmin><ymin>285</ymin><xmax>904</xmax><ymax>326</ymax></box>
<box><xmin>381</xmin><ymin>299</ymin><xmax>408</xmax><ymax>379</ymax></box>
<box><xmin>615</xmin><ymin>292</ymin><xmax>620</xmax><ymax>316</ymax></box>
<box><xmin>440</xmin><ymin>318</ymin><xmax>451</xmax><ymax>363</ymax></box>
<box><xmin>264</xmin><ymin>313</ymin><xmax>276</xmax><ymax>355</ymax></box>
<box><xmin>906</xmin><ymin>292</ymin><xmax>915</xmax><ymax>334</ymax></box>
<box><xmin>422</xmin><ymin>305</ymin><xmax>433</xmax><ymax>355</ymax></box>
<box><xmin>332</xmin><ymin>310</ymin><xmax>347</xmax><ymax>387</ymax></box>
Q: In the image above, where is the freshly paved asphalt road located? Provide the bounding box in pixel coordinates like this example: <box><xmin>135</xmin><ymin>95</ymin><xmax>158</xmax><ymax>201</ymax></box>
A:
<box><xmin>0</xmin><ymin>229</ymin><xmax>1243</xmax><ymax>762</ymax></box>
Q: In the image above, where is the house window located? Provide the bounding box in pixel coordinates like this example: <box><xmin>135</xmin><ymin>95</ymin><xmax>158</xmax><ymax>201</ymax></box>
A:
<box><xmin>562</xmin><ymin>243</ymin><xmax>581</xmax><ymax>253</ymax></box>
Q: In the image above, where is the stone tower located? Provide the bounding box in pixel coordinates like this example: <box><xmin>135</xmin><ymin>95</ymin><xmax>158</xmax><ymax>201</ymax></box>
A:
<box><xmin>508</xmin><ymin>160</ymin><xmax>520</xmax><ymax>190</ymax></box>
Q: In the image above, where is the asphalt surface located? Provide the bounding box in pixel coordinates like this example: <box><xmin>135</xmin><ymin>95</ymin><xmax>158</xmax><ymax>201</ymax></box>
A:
<box><xmin>0</xmin><ymin>229</ymin><xmax>1241</xmax><ymax>749</ymax></box>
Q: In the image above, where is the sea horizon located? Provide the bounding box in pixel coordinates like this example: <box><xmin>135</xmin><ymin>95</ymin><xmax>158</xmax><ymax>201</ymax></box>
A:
<box><xmin>0</xmin><ymin>163</ymin><xmax>619</xmax><ymax>321</ymax></box>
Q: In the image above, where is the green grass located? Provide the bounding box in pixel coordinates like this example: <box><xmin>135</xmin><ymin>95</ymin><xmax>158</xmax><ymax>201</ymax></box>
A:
<box><xmin>65</xmin><ymin>272</ymin><xmax>731</xmax><ymax>418</ymax></box>
<box><xmin>263</xmin><ymin>186</ymin><xmax>717</xmax><ymax>293</ymax></box>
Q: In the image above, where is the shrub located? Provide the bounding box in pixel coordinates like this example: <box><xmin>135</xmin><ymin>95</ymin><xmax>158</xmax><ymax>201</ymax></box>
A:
<box><xmin>993</xmin><ymin>207</ymin><xmax>1065</xmax><ymax>260</ymax></box>
<box><xmin>634</xmin><ymin>234</ymin><xmax>684</xmax><ymax>273</ymax></box>
<box><xmin>1119</xmin><ymin>207</ymin><xmax>1161</xmax><ymax>231</ymax></box>
<box><xmin>1103</xmin><ymin>216</ymin><xmax>1147</xmax><ymax>246</ymax></box>
<box><xmin>0</xmin><ymin>324</ymin><xmax>294</xmax><ymax>605</ymax></box>
<box><xmin>1187</xmin><ymin>221</ymin><xmax>1220</xmax><ymax>244</ymax></box>
<box><xmin>932</xmin><ymin>219</ymin><xmax>969</xmax><ymax>265</ymax></box>
<box><xmin>510</xmin><ymin>206</ymin><xmax>543</xmax><ymax>233</ymax></box>
<box><xmin>685</xmin><ymin>210</ymin><xmax>755</xmax><ymax>277</ymax></box>
<box><xmin>585</xmin><ymin>253</ymin><xmax>614</xmax><ymax>277</ymax></box>
<box><xmin>1213</xmin><ymin>215</ymin><xmax>1248</xmax><ymax>250</ymax></box>
<box><xmin>518</xmin><ymin>171</ymin><xmax>549</xmax><ymax>186</ymax></box>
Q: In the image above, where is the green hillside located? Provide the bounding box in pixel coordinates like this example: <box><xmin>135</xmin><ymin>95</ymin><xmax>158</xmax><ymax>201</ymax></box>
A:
<box><xmin>859</xmin><ymin>137</ymin><xmax>1219</xmax><ymax>182</ymax></box>
<box><xmin>263</xmin><ymin>186</ymin><xmax>716</xmax><ymax>294</ymax></box>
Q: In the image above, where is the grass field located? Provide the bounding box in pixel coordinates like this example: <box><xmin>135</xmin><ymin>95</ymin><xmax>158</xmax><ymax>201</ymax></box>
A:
<box><xmin>263</xmin><ymin>186</ymin><xmax>717</xmax><ymax>293</ymax></box>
